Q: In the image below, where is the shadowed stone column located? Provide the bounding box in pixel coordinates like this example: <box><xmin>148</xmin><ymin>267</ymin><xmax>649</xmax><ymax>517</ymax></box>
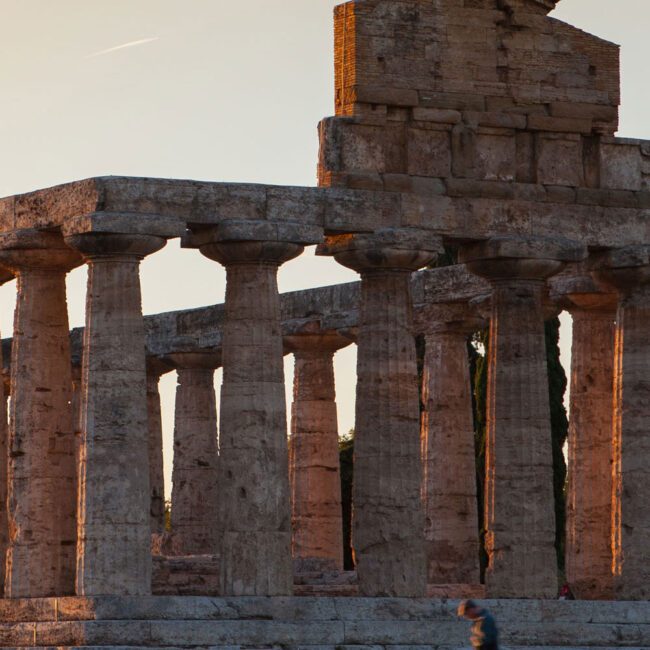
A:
<box><xmin>285</xmin><ymin>331</ymin><xmax>352</xmax><ymax>573</ymax></box>
<box><xmin>317</xmin><ymin>228</ymin><xmax>443</xmax><ymax>597</ymax></box>
<box><xmin>415</xmin><ymin>303</ymin><xmax>483</xmax><ymax>586</ymax></box>
<box><xmin>461</xmin><ymin>235</ymin><xmax>585</xmax><ymax>598</ymax></box>
<box><xmin>0</xmin><ymin>231</ymin><xmax>81</xmax><ymax>597</ymax></box>
<box><xmin>168</xmin><ymin>351</ymin><xmax>221</xmax><ymax>555</ymax></box>
<box><xmin>146</xmin><ymin>357</ymin><xmax>173</xmax><ymax>535</ymax></box>
<box><xmin>0</xmin><ymin>268</ymin><xmax>14</xmax><ymax>595</ymax></box>
<box><xmin>553</xmin><ymin>275</ymin><xmax>616</xmax><ymax>600</ymax></box>
<box><xmin>65</xmin><ymin>216</ymin><xmax>179</xmax><ymax>596</ymax></box>
<box><xmin>193</xmin><ymin>220</ymin><xmax>321</xmax><ymax>596</ymax></box>
<box><xmin>594</xmin><ymin>246</ymin><xmax>650</xmax><ymax>600</ymax></box>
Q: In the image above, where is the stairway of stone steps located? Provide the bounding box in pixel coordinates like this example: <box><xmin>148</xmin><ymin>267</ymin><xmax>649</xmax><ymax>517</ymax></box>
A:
<box><xmin>0</xmin><ymin>597</ymin><xmax>649</xmax><ymax>649</ymax></box>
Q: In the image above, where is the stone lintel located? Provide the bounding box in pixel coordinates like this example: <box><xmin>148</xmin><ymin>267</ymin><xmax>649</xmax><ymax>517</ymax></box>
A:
<box><xmin>4</xmin><ymin>176</ymin><xmax>650</xmax><ymax>248</ymax></box>
<box><xmin>63</xmin><ymin>212</ymin><xmax>185</xmax><ymax>239</ymax></box>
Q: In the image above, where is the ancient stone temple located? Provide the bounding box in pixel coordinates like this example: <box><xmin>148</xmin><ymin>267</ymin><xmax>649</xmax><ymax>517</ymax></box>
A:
<box><xmin>1</xmin><ymin>0</ymin><xmax>650</xmax><ymax>647</ymax></box>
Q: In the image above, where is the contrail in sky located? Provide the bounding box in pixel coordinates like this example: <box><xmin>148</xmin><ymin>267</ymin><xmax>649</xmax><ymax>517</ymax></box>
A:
<box><xmin>86</xmin><ymin>37</ymin><xmax>160</xmax><ymax>59</ymax></box>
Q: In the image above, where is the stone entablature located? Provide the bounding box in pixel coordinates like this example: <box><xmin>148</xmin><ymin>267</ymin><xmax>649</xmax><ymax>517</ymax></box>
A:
<box><xmin>2</xmin><ymin>161</ymin><xmax>650</xmax><ymax>249</ymax></box>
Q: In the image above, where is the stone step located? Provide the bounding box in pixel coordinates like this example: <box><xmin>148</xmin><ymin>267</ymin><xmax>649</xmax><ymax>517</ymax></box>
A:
<box><xmin>2</xmin><ymin>596</ymin><xmax>650</xmax><ymax>625</ymax></box>
<box><xmin>2</xmin><ymin>645</ymin><xmax>650</xmax><ymax>650</ymax></box>
<box><xmin>0</xmin><ymin>618</ymin><xmax>650</xmax><ymax>647</ymax></box>
<box><xmin>0</xmin><ymin>597</ymin><xmax>650</xmax><ymax>648</ymax></box>
<box><xmin>3</xmin><ymin>646</ymin><xmax>650</xmax><ymax>650</ymax></box>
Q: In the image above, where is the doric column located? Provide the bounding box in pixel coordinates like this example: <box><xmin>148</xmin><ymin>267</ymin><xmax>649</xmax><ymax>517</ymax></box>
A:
<box><xmin>552</xmin><ymin>275</ymin><xmax>616</xmax><ymax>599</ymax></box>
<box><xmin>593</xmin><ymin>246</ymin><xmax>650</xmax><ymax>599</ymax></box>
<box><xmin>461</xmin><ymin>235</ymin><xmax>585</xmax><ymax>598</ymax></box>
<box><xmin>146</xmin><ymin>357</ymin><xmax>173</xmax><ymax>535</ymax></box>
<box><xmin>0</xmin><ymin>231</ymin><xmax>81</xmax><ymax>597</ymax></box>
<box><xmin>415</xmin><ymin>303</ymin><xmax>483</xmax><ymax>586</ymax></box>
<box><xmin>0</xmin><ymin>268</ymin><xmax>14</xmax><ymax>595</ymax></box>
<box><xmin>317</xmin><ymin>228</ymin><xmax>443</xmax><ymax>597</ymax></box>
<box><xmin>168</xmin><ymin>351</ymin><xmax>220</xmax><ymax>555</ymax></box>
<box><xmin>65</xmin><ymin>213</ymin><xmax>181</xmax><ymax>596</ymax></box>
<box><xmin>284</xmin><ymin>331</ymin><xmax>352</xmax><ymax>573</ymax></box>
<box><xmin>193</xmin><ymin>220</ymin><xmax>321</xmax><ymax>595</ymax></box>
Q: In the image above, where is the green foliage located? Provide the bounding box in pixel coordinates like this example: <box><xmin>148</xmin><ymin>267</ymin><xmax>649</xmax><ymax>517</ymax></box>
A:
<box><xmin>469</xmin><ymin>319</ymin><xmax>570</xmax><ymax>581</ymax></box>
<box><xmin>339</xmin><ymin>433</ymin><xmax>355</xmax><ymax>570</ymax></box>
<box><xmin>471</xmin><ymin>329</ymin><xmax>489</xmax><ymax>579</ymax></box>
<box><xmin>545</xmin><ymin>317</ymin><xmax>569</xmax><ymax>573</ymax></box>
<box><xmin>164</xmin><ymin>500</ymin><xmax>172</xmax><ymax>532</ymax></box>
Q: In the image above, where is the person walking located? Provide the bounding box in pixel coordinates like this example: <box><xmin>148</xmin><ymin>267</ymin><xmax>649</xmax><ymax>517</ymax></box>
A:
<box><xmin>457</xmin><ymin>599</ymin><xmax>499</xmax><ymax>650</ymax></box>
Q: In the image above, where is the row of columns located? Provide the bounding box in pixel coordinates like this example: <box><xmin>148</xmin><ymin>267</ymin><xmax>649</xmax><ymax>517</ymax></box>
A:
<box><xmin>0</xmin><ymin>221</ymin><xmax>648</xmax><ymax>600</ymax></box>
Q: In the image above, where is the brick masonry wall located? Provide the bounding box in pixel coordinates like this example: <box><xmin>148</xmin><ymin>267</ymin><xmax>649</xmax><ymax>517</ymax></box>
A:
<box><xmin>320</xmin><ymin>0</ymin><xmax>645</xmax><ymax>197</ymax></box>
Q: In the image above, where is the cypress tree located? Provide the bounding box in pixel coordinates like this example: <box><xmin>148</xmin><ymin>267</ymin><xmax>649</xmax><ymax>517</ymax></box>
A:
<box><xmin>471</xmin><ymin>329</ymin><xmax>489</xmax><ymax>579</ymax></box>
<box><xmin>339</xmin><ymin>434</ymin><xmax>355</xmax><ymax>570</ymax></box>
<box><xmin>545</xmin><ymin>317</ymin><xmax>569</xmax><ymax>573</ymax></box>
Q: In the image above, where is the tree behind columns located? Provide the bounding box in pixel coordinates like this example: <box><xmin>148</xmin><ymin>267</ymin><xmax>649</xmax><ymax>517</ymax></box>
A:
<box><xmin>471</xmin><ymin>317</ymin><xmax>569</xmax><ymax>581</ymax></box>
<box><xmin>545</xmin><ymin>317</ymin><xmax>569</xmax><ymax>574</ymax></box>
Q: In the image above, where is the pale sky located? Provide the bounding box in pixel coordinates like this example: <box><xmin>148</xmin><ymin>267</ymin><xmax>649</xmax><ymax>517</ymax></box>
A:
<box><xmin>1</xmin><ymin>0</ymin><xmax>648</xmax><ymax>497</ymax></box>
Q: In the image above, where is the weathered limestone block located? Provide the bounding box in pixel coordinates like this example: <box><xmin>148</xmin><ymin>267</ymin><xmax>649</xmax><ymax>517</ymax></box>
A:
<box><xmin>461</xmin><ymin>235</ymin><xmax>585</xmax><ymax>598</ymax></box>
<box><xmin>593</xmin><ymin>246</ymin><xmax>650</xmax><ymax>600</ymax></box>
<box><xmin>284</xmin><ymin>331</ymin><xmax>352</xmax><ymax>573</ymax></box>
<box><xmin>0</xmin><ymin>231</ymin><xmax>80</xmax><ymax>597</ymax></box>
<box><xmin>317</xmin><ymin>228</ymin><xmax>443</xmax><ymax>597</ymax></box>
<box><xmin>64</xmin><ymin>229</ymin><xmax>168</xmax><ymax>596</ymax></box>
<box><xmin>146</xmin><ymin>357</ymin><xmax>173</xmax><ymax>535</ymax></box>
<box><xmin>195</xmin><ymin>220</ymin><xmax>323</xmax><ymax>596</ymax></box>
<box><xmin>554</xmin><ymin>275</ymin><xmax>616</xmax><ymax>600</ymax></box>
<box><xmin>168</xmin><ymin>351</ymin><xmax>221</xmax><ymax>556</ymax></box>
<box><xmin>415</xmin><ymin>303</ymin><xmax>483</xmax><ymax>586</ymax></box>
<box><xmin>0</xmin><ymin>268</ymin><xmax>13</xmax><ymax>595</ymax></box>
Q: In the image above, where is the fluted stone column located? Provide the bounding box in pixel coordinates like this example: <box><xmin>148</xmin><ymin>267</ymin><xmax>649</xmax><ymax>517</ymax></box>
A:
<box><xmin>318</xmin><ymin>228</ymin><xmax>442</xmax><ymax>597</ymax></box>
<box><xmin>194</xmin><ymin>221</ymin><xmax>321</xmax><ymax>596</ymax></box>
<box><xmin>0</xmin><ymin>232</ymin><xmax>80</xmax><ymax>597</ymax></box>
<box><xmin>168</xmin><ymin>351</ymin><xmax>220</xmax><ymax>555</ymax></box>
<box><xmin>65</xmin><ymin>229</ymin><xmax>168</xmax><ymax>596</ymax></box>
<box><xmin>285</xmin><ymin>331</ymin><xmax>352</xmax><ymax>573</ymax></box>
<box><xmin>0</xmin><ymin>268</ymin><xmax>14</xmax><ymax>595</ymax></box>
<box><xmin>553</xmin><ymin>276</ymin><xmax>617</xmax><ymax>600</ymax></box>
<box><xmin>415</xmin><ymin>303</ymin><xmax>482</xmax><ymax>585</ymax></box>
<box><xmin>146</xmin><ymin>357</ymin><xmax>172</xmax><ymax>535</ymax></box>
<box><xmin>594</xmin><ymin>246</ymin><xmax>650</xmax><ymax>599</ymax></box>
<box><xmin>461</xmin><ymin>235</ymin><xmax>585</xmax><ymax>598</ymax></box>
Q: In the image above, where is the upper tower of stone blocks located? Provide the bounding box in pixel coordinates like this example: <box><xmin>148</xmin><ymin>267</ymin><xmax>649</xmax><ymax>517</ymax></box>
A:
<box><xmin>333</xmin><ymin>0</ymin><xmax>620</xmax><ymax>133</ymax></box>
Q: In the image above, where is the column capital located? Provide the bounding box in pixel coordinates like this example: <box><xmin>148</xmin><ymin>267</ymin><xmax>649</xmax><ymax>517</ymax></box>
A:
<box><xmin>460</xmin><ymin>235</ymin><xmax>586</xmax><ymax>283</ymax></box>
<box><xmin>284</xmin><ymin>330</ymin><xmax>353</xmax><ymax>357</ymax></box>
<box><xmin>0</xmin><ymin>229</ymin><xmax>82</xmax><ymax>273</ymax></box>
<box><xmin>65</xmin><ymin>232</ymin><xmax>166</xmax><ymax>260</ymax></box>
<box><xmin>316</xmin><ymin>228</ymin><xmax>443</xmax><ymax>274</ymax></box>
<box><xmin>186</xmin><ymin>220</ymin><xmax>322</xmax><ymax>267</ymax></box>
<box><xmin>146</xmin><ymin>356</ymin><xmax>175</xmax><ymax>381</ymax></box>
<box><xmin>472</xmin><ymin>289</ymin><xmax>563</xmax><ymax>321</ymax></box>
<box><xmin>551</xmin><ymin>273</ymin><xmax>618</xmax><ymax>314</ymax></box>
<box><xmin>414</xmin><ymin>302</ymin><xmax>485</xmax><ymax>337</ymax></box>
<box><xmin>592</xmin><ymin>245</ymin><xmax>650</xmax><ymax>297</ymax></box>
<box><xmin>166</xmin><ymin>350</ymin><xmax>222</xmax><ymax>371</ymax></box>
